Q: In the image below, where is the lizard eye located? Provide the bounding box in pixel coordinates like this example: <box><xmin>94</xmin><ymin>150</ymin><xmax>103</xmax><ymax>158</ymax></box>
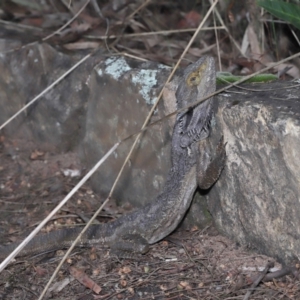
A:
<box><xmin>188</xmin><ymin>76</ymin><xmax>200</xmax><ymax>86</ymax></box>
<box><xmin>187</xmin><ymin>71</ymin><xmax>201</xmax><ymax>85</ymax></box>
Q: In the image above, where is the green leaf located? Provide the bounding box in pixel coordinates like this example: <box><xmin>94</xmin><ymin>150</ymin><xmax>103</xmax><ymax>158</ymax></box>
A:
<box><xmin>216</xmin><ymin>72</ymin><xmax>278</xmax><ymax>84</ymax></box>
<box><xmin>257</xmin><ymin>0</ymin><xmax>300</xmax><ymax>30</ymax></box>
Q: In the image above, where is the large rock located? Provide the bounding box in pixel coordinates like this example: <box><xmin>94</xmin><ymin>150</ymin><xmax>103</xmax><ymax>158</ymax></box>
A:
<box><xmin>0</xmin><ymin>43</ymin><xmax>95</xmax><ymax>151</ymax></box>
<box><xmin>80</xmin><ymin>56</ymin><xmax>174</xmax><ymax>206</ymax></box>
<box><xmin>207</xmin><ymin>81</ymin><xmax>300</xmax><ymax>264</ymax></box>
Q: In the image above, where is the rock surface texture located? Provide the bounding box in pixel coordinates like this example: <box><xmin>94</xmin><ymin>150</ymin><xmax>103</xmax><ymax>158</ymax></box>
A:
<box><xmin>208</xmin><ymin>82</ymin><xmax>300</xmax><ymax>264</ymax></box>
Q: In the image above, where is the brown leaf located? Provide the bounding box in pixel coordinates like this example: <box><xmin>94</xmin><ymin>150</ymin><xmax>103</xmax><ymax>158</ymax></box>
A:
<box><xmin>69</xmin><ymin>266</ymin><xmax>101</xmax><ymax>294</ymax></box>
<box><xmin>120</xmin><ymin>279</ymin><xmax>127</xmax><ymax>287</ymax></box>
<box><xmin>178</xmin><ymin>11</ymin><xmax>201</xmax><ymax>29</ymax></box>
<box><xmin>34</xmin><ymin>266</ymin><xmax>48</xmax><ymax>277</ymax></box>
<box><xmin>30</xmin><ymin>149</ymin><xmax>44</xmax><ymax>160</ymax></box>
<box><xmin>179</xmin><ymin>281</ymin><xmax>192</xmax><ymax>290</ymax></box>
<box><xmin>121</xmin><ymin>266</ymin><xmax>131</xmax><ymax>274</ymax></box>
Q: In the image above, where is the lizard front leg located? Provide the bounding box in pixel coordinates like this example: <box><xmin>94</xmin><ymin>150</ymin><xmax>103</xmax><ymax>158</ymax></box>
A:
<box><xmin>197</xmin><ymin>136</ymin><xmax>226</xmax><ymax>190</ymax></box>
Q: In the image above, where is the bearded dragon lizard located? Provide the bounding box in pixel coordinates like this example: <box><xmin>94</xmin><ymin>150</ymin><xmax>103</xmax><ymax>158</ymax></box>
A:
<box><xmin>0</xmin><ymin>56</ymin><xmax>225</xmax><ymax>260</ymax></box>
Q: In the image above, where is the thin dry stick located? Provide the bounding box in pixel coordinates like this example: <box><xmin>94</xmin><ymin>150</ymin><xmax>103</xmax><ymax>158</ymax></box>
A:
<box><xmin>0</xmin><ymin>19</ymin><xmax>44</xmax><ymax>32</ymax></box>
<box><xmin>290</xmin><ymin>27</ymin><xmax>300</xmax><ymax>47</ymax></box>
<box><xmin>0</xmin><ymin>142</ymin><xmax>119</xmax><ymax>272</ymax></box>
<box><xmin>0</xmin><ymin>53</ymin><xmax>92</xmax><ymax>131</ymax></box>
<box><xmin>121</xmin><ymin>53</ymin><xmax>148</xmax><ymax>61</ymax></box>
<box><xmin>212</xmin><ymin>10</ymin><xmax>222</xmax><ymax>71</ymax></box>
<box><xmin>38</xmin><ymin>1</ymin><xmax>220</xmax><ymax>298</ymax></box>
<box><xmin>86</xmin><ymin>27</ymin><xmax>225</xmax><ymax>40</ymax></box>
<box><xmin>260</xmin><ymin>7</ymin><xmax>265</xmax><ymax>54</ymax></box>
<box><xmin>243</xmin><ymin>261</ymin><xmax>274</xmax><ymax>300</ymax></box>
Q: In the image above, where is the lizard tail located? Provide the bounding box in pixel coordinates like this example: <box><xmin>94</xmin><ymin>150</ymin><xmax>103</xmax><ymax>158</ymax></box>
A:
<box><xmin>0</xmin><ymin>225</ymin><xmax>104</xmax><ymax>260</ymax></box>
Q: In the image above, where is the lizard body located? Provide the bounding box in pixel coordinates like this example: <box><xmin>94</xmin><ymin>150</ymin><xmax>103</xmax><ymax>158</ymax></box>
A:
<box><xmin>0</xmin><ymin>56</ymin><xmax>225</xmax><ymax>260</ymax></box>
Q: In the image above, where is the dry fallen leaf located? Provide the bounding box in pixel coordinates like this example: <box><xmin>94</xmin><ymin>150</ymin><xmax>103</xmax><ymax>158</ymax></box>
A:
<box><xmin>34</xmin><ymin>266</ymin><xmax>48</xmax><ymax>277</ymax></box>
<box><xmin>179</xmin><ymin>281</ymin><xmax>192</xmax><ymax>290</ymax></box>
<box><xmin>161</xmin><ymin>240</ymin><xmax>169</xmax><ymax>247</ymax></box>
<box><xmin>120</xmin><ymin>279</ymin><xmax>127</xmax><ymax>287</ymax></box>
<box><xmin>178</xmin><ymin>11</ymin><xmax>201</xmax><ymax>29</ymax></box>
<box><xmin>69</xmin><ymin>266</ymin><xmax>101</xmax><ymax>294</ymax></box>
<box><xmin>121</xmin><ymin>266</ymin><xmax>131</xmax><ymax>274</ymax></box>
<box><xmin>30</xmin><ymin>149</ymin><xmax>45</xmax><ymax>160</ymax></box>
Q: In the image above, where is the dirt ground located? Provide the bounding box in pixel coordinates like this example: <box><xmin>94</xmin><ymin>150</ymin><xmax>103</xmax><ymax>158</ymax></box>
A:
<box><xmin>0</xmin><ymin>136</ymin><xmax>300</xmax><ymax>300</ymax></box>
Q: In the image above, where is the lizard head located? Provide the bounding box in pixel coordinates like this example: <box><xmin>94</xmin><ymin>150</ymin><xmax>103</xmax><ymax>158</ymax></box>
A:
<box><xmin>175</xmin><ymin>56</ymin><xmax>216</xmax><ymax>148</ymax></box>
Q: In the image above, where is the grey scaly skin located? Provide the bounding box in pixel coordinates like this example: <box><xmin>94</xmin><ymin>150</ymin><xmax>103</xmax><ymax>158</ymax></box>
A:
<box><xmin>0</xmin><ymin>56</ymin><xmax>225</xmax><ymax>260</ymax></box>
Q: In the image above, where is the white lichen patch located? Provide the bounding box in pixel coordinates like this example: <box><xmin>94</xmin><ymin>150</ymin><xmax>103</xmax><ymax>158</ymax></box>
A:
<box><xmin>95</xmin><ymin>57</ymin><xmax>168</xmax><ymax>105</ymax></box>
<box><xmin>158</xmin><ymin>63</ymin><xmax>170</xmax><ymax>70</ymax></box>
<box><xmin>103</xmin><ymin>57</ymin><xmax>131</xmax><ymax>80</ymax></box>
<box><xmin>131</xmin><ymin>69</ymin><xmax>158</xmax><ymax>105</ymax></box>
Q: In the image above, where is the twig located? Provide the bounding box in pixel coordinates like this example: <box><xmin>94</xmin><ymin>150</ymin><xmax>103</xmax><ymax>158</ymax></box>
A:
<box><xmin>85</xmin><ymin>27</ymin><xmax>225</xmax><ymax>40</ymax></box>
<box><xmin>243</xmin><ymin>261</ymin><xmax>274</xmax><ymax>300</ymax></box>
